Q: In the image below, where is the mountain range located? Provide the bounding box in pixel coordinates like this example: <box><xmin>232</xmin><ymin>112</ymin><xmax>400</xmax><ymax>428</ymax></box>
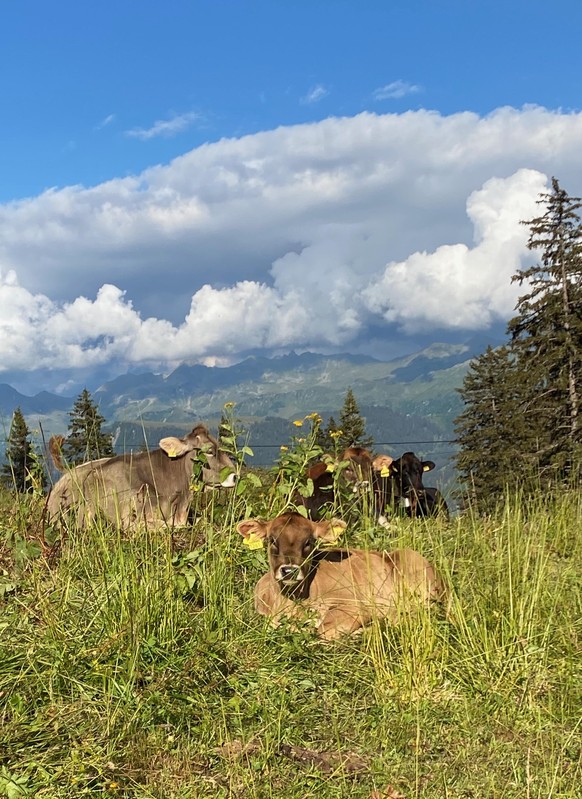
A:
<box><xmin>0</xmin><ymin>335</ymin><xmax>499</xmax><ymax>483</ymax></box>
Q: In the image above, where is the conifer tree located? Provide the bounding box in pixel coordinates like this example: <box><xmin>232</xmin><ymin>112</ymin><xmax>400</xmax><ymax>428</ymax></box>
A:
<box><xmin>315</xmin><ymin>414</ymin><xmax>340</xmax><ymax>452</ymax></box>
<box><xmin>1</xmin><ymin>407</ymin><xmax>35</xmax><ymax>492</ymax></box>
<box><xmin>508</xmin><ymin>177</ymin><xmax>582</xmax><ymax>481</ymax></box>
<box><xmin>454</xmin><ymin>177</ymin><xmax>582</xmax><ymax>507</ymax></box>
<box><xmin>337</xmin><ymin>388</ymin><xmax>373</xmax><ymax>451</ymax></box>
<box><xmin>454</xmin><ymin>346</ymin><xmax>532</xmax><ymax>510</ymax></box>
<box><xmin>64</xmin><ymin>389</ymin><xmax>114</xmax><ymax>465</ymax></box>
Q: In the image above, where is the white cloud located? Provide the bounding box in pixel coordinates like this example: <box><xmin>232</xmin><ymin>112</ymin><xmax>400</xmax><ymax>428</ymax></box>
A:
<box><xmin>96</xmin><ymin>113</ymin><xmax>116</xmax><ymax>130</ymax></box>
<box><xmin>0</xmin><ymin>168</ymin><xmax>546</xmax><ymax>373</ymax></box>
<box><xmin>125</xmin><ymin>111</ymin><xmax>201</xmax><ymax>140</ymax></box>
<box><xmin>300</xmin><ymin>84</ymin><xmax>329</xmax><ymax>104</ymax></box>
<box><xmin>2</xmin><ymin>106</ymin><xmax>582</xmax><ymax>380</ymax></box>
<box><xmin>372</xmin><ymin>80</ymin><xmax>420</xmax><ymax>100</ymax></box>
<box><xmin>361</xmin><ymin>169</ymin><xmax>547</xmax><ymax>332</ymax></box>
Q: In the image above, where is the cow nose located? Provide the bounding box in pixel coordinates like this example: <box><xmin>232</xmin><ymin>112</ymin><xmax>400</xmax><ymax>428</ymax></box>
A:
<box><xmin>221</xmin><ymin>471</ymin><xmax>237</xmax><ymax>488</ymax></box>
<box><xmin>278</xmin><ymin>565</ymin><xmax>302</xmax><ymax>582</ymax></box>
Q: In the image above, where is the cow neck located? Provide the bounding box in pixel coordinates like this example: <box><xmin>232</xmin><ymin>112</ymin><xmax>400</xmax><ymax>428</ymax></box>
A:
<box><xmin>277</xmin><ymin>548</ymin><xmax>353</xmax><ymax>600</ymax></box>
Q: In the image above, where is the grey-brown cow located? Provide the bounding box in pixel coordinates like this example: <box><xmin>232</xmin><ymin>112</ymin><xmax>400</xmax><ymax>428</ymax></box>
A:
<box><xmin>47</xmin><ymin>425</ymin><xmax>236</xmax><ymax>530</ymax></box>
<box><xmin>238</xmin><ymin>512</ymin><xmax>444</xmax><ymax>640</ymax></box>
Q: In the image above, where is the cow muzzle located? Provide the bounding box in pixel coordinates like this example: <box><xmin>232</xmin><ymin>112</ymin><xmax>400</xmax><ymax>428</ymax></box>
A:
<box><xmin>201</xmin><ymin>469</ymin><xmax>237</xmax><ymax>489</ymax></box>
<box><xmin>220</xmin><ymin>471</ymin><xmax>237</xmax><ymax>488</ymax></box>
<box><xmin>275</xmin><ymin>564</ymin><xmax>305</xmax><ymax>584</ymax></box>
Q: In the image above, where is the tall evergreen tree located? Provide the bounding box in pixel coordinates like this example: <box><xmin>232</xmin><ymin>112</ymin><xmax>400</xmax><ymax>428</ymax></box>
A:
<box><xmin>508</xmin><ymin>177</ymin><xmax>582</xmax><ymax>481</ymax></box>
<box><xmin>64</xmin><ymin>389</ymin><xmax>114</xmax><ymax>465</ymax></box>
<box><xmin>454</xmin><ymin>346</ymin><xmax>533</xmax><ymax>510</ymax></box>
<box><xmin>315</xmin><ymin>415</ymin><xmax>339</xmax><ymax>452</ymax></box>
<box><xmin>454</xmin><ymin>177</ymin><xmax>582</xmax><ymax>508</ymax></box>
<box><xmin>337</xmin><ymin>388</ymin><xmax>373</xmax><ymax>451</ymax></box>
<box><xmin>1</xmin><ymin>407</ymin><xmax>34</xmax><ymax>492</ymax></box>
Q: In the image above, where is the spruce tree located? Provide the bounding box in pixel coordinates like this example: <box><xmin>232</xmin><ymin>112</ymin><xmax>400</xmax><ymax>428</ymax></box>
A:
<box><xmin>454</xmin><ymin>346</ymin><xmax>531</xmax><ymax>510</ymax></box>
<box><xmin>508</xmin><ymin>177</ymin><xmax>582</xmax><ymax>482</ymax></box>
<box><xmin>64</xmin><ymin>389</ymin><xmax>114</xmax><ymax>465</ymax></box>
<box><xmin>315</xmin><ymin>415</ymin><xmax>339</xmax><ymax>452</ymax></box>
<box><xmin>337</xmin><ymin>388</ymin><xmax>373</xmax><ymax>451</ymax></box>
<box><xmin>454</xmin><ymin>177</ymin><xmax>582</xmax><ymax>508</ymax></box>
<box><xmin>1</xmin><ymin>407</ymin><xmax>34</xmax><ymax>492</ymax></box>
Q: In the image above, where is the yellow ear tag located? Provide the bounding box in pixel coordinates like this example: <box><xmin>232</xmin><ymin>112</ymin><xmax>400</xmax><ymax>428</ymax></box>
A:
<box><xmin>166</xmin><ymin>447</ymin><xmax>179</xmax><ymax>458</ymax></box>
<box><xmin>243</xmin><ymin>532</ymin><xmax>265</xmax><ymax>550</ymax></box>
<box><xmin>380</xmin><ymin>465</ymin><xmax>391</xmax><ymax>477</ymax></box>
<box><xmin>326</xmin><ymin>463</ymin><xmax>335</xmax><ymax>472</ymax></box>
<box><xmin>328</xmin><ymin>522</ymin><xmax>345</xmax><ymax>543</ymax></box>
<box><xmin>423</xmin><ymin>464</ymin><xmax>431</xmax><ymax>472</ymax></box>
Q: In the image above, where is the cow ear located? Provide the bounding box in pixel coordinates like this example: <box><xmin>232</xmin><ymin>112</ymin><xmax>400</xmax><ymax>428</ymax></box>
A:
<box><xmin>237</xmin><ymin>519</ymin><xmax>269</xmax><ymax>550</ymax></box>
<box><xmin>422</xmin><ymin>461</ymin><xmax>436</xmax><ymax>473</ymax></box>
<box><xmin>308</xmin><ymin>461</ymin><xmax>330</xmax><ymax>480</ymax></box>
<box><xmin>314</xmin><ymin>518</ymin><xmax>347</xmax><ymax>544</ymax></box>
<box><xmin>237</xmin><ymin>519</ymin><xmax>269</xmax><ymax>539</ymax></box>
<box><xmin>373</xmin><ymin>455</ymin><xmax>394</xmax><ymax>477</ymax></box>
<box><xmin>159</xmin><ymin>437</ymin><xmax>194</xmax><ymax>458</ymax></box>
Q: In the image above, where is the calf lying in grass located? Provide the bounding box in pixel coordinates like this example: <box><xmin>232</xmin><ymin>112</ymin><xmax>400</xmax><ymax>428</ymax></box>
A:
<box><xmin>238</xmin><ymin>512</ymin><xmax>444</xmax><ymax>640</ymax></box>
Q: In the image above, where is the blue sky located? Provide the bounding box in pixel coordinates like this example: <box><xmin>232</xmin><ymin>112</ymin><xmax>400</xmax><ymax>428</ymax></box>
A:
<box><xmin>2</xmin><ymin>0</ymin><xmax>582</xmax><ymax>394</ymax></box>
<box><xmin>3</xmin><ymin>0</ymin><xmax>579</xmax><ymax>201</ymax></box>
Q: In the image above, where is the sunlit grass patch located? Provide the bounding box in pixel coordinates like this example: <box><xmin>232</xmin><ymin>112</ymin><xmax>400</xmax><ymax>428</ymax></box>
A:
<box><xmin>0</xmin><ymin>474</ymin><xmax>581</xmax><ymax>797</ymax></box>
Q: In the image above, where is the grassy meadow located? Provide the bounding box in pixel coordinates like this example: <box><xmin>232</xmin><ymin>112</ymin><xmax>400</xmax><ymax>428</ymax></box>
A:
<box><xmin>0</xmin><ymin>464</ymin><xmax>581</xmax><ymax>798</ymax></box>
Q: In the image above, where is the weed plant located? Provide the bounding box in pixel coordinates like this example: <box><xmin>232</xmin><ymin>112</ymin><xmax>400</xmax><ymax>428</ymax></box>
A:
<box><xmin>0</xmin><ymin>411</ymin><xmax>580</xmax><ymax>797</ymax></box>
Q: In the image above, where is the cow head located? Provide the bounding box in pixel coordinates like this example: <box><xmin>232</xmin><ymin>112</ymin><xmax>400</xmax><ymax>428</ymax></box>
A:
<box><xmin>159</xmin><ymin>425</ymin><xmax>237</xmax><ymax>488</ymax></box>
<box><xmin>238</xmin><ymin>513</ymin><xmax>346</xmax><ymax>588</ymax></box>
<box><xmin>388</xmin><ymin>452</ymin><xmax>435</xmax><ymax>512</ymax></box>
<box><xmin>340</xmin><ymin>447</ymin><xmax>373</xmax><ymax>490</ymax></box>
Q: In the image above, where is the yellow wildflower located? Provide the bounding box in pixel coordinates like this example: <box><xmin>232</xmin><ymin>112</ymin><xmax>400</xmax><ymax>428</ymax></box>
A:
<box><xmin>293</xmin><ymin>419</ymin><xmax>304</xmax><ymax>427</ymax></box>
<box><xmin>330</xmin><ymin>430</ymin><xmax>342</xmax><ymax>439</ymax></box>
<box><xmin>280</xmin><ymin>445</ymin><xmax>289</xmax><ymax>452</ymax></box>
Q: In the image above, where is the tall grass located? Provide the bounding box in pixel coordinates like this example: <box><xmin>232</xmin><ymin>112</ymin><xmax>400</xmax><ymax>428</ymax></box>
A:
<box><xmin>0</xmin><ymin>479</ymin><xmax>580</xmax><ymax>798</ymax></box>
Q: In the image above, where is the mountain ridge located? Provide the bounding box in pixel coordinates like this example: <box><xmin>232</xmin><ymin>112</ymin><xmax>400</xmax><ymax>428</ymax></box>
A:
<box><xmin>0</xmin><ymin>337</ymin><xmax>502</xmax><ymax>473</ymax></box>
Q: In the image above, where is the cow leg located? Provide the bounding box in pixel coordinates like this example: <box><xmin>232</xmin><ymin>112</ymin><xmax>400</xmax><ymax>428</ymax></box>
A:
<box><xmin>317</xmin><ymin>608</ymin><xmax>363</xmax><ymax>640</ymax></box>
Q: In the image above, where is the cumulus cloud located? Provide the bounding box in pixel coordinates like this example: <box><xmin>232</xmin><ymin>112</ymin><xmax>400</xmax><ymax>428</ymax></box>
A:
<box><xmin>372</xmin><ymin>80</ymin><xmax>420</xmax><ymax>100</ymax></box>
<box><xmin>0</xmin><ymin>167</ymin><xmax>546</xmax><ymax>375</ymax></box>
<box><xmin>2</xmin><ymin>105</ymin><xmax>582</xmax><ymax>383</ymax></box>
<box><xmin>125</xmin><ymin>111</ymin><xmax>201</xmax><ymax>140</ymax></box>
<box><xmin>362</xmin><ymin>169</ymin><xmax>546</xmax><ymax>332</ymax></box>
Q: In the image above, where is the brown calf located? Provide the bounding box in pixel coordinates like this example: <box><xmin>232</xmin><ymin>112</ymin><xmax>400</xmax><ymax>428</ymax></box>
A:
<box><xmin>238</xmin><ymin>512</ymin><xmax>444</xmax><ymax>640</ymax></box>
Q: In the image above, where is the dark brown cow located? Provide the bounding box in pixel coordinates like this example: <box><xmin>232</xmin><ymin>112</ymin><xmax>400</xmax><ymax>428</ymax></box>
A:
<box><xmin>293</xmin><ymin>461</ymin><xmax>335</xmax><ymax>521</ymax></box>
<box><xmin>47</xmin><ymin>425</ymin><xmax>236</xmax><ymax>530</ymax></box>
<box><xmin>238</xmin><ymin>512</ymin><xmax>444</xmax><ymax>640</ymax></box>
<box><xmin>294</xmin><ymin>448</ymin><xmax>375</xmax><ymax>521</ymax></box>
<box><xmin>294</xmin><ymin>448</ymin><xmax>448</xmax><ymax>525</ymax></box>
<box><xmin>372</xmin><ymin>451</ymin><xmax>449</xmax><ymax>522</ymax></box>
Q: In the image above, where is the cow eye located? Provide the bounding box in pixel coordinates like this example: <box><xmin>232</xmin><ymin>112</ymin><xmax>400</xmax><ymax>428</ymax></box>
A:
<box><xmin>269</xmin><ymin>537</ymin><xmax>279</xmax><ymax>553</ymax></box>
<box><xmin>302</xmin><ymin>539</ymin><xmax>314</xmax><ymax>553</ymax></box>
